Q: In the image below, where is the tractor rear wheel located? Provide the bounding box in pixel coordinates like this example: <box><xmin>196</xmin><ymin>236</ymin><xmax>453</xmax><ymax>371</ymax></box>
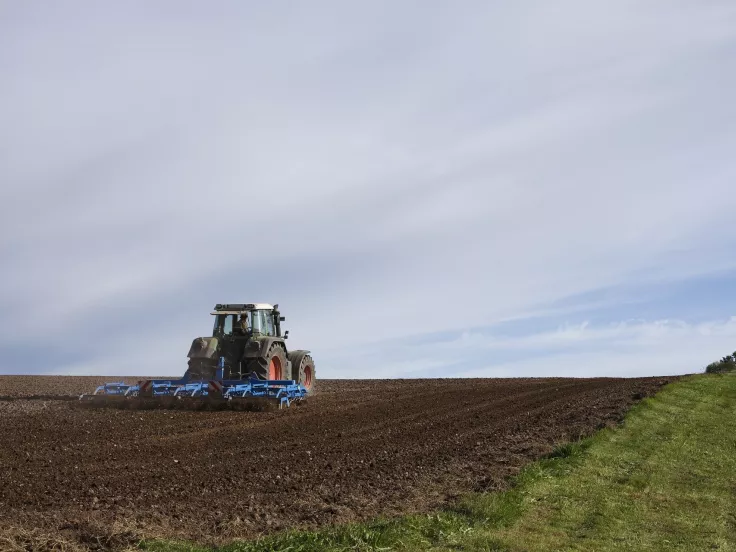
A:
<box><xmin>288</xmin><ymin>351</ymin><xmax>316</xmax><ymax>391</ymax></box>
<box><xmin>245</xmin><ymin>342</ymin><xmax>287</xmax><ymax>380</ymax></box>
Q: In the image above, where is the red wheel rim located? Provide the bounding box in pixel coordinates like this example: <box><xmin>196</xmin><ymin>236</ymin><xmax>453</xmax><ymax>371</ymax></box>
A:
<box><xmin>269</xmin><ymin>356</ymin><xmax>282</xmax><ymax>380</ymax></box>
<box><xmin>303</xmin><ymin>364</ymin><xmax>312</xmax><ymax>388</ymax></box>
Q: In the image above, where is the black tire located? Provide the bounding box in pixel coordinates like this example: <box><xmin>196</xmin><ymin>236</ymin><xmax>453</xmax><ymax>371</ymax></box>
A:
<box><xmin>288</xmin><ymin>351</ymin><xmax>316</xmax><ymax>391</ymax></box>
<box><xmin>244</xmin><ymin>342</ymin><xmax>288</xmax><ymax>381</ymax></box>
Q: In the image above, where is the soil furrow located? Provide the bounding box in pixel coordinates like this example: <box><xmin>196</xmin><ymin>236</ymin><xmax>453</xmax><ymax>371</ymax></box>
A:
<box><xmin>0</xmin><ymin>375</ymin><xmax>675</xmax><ymax>549</ymax></box>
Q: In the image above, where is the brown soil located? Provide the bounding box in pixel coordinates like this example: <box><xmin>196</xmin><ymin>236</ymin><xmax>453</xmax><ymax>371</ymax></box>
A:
<box><xmin>0</xmin><ymin>376</ymin><xmax>145</xmax><ymax>400</ymax></box>
<box><xmin>0</xmin><ymin>375</ymin><xmax>676</xmax><ymax>550</ymax></box>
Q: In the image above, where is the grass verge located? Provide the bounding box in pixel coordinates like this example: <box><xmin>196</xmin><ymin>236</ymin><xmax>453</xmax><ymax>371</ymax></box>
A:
<box><xmin>142</xmin><ymin>373</ymin><xmax>736</xmax><ymax>552</ymax></box>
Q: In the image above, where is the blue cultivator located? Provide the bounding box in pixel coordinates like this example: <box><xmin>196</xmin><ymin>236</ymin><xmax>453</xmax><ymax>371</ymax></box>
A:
<box><xmin>87</xmin><ymin>382</ymin><xmax>137</xmax><ymax>396</ymax></box>
<box><xmin>225</xmin><ymin>379</ymin><xmax>307</xmax><ymax>409</ymax></box>
<box><xmin>79</xmin><ymin>370</ymin><xmax>309</xmax><ymax>411</ymax></box>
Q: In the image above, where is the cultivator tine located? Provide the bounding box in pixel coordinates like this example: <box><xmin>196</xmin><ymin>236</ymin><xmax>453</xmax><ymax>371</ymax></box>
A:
<box><xmin>78</xmin><ymin>382</ymin><xmax>138</xmax><ymax>407</ymax></box>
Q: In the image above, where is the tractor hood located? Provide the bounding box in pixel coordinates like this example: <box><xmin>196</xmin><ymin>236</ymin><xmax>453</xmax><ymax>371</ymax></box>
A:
<box><xmin>187</xmin><ymin>336</ymin><xmax>219</xmax><ymax>359</ymax></box>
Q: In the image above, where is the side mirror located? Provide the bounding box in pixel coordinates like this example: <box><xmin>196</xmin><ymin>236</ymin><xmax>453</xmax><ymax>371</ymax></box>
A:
<box><xmin>280</xmin><ymin>316</ymin><xmax>285</xmax><ymax>321</ymax></box>
<box><xmin>284</xmin><ymin>331</ymin><xmax>289</xmax><ymax>339</ymax></box>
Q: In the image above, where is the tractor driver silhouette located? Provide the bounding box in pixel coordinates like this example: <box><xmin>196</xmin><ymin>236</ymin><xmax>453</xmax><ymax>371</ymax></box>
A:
<box><xmin>236</xmin><ymin>313</ymin><xmax>251</xmax><ymax>335</ymax></box>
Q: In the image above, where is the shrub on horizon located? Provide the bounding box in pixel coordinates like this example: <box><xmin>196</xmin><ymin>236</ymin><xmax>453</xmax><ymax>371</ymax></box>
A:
<box><xmin>705</xmin><ymin>351</ymin><xmax>736</xmax><ymax>373</ymax></box>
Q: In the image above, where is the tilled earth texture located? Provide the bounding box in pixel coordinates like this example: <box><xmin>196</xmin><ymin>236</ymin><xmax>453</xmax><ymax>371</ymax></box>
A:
<box><xmin>0</xmin><ymin>375</ymin><xmax>675</xmax><ymax>550</ymax></box>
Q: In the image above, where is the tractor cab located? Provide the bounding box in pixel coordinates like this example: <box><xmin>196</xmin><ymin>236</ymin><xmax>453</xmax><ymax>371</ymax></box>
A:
<box><xmin>210</xmin><ymin>303</ymin><xmax>284</xmax><ymax>339</ymax></box>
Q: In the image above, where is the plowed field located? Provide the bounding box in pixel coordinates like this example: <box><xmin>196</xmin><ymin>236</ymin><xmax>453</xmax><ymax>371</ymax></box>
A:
<box><xmin>0</xmin><ymin>375</ymin><xmax>675</xmax><ymax>550</ymax></box>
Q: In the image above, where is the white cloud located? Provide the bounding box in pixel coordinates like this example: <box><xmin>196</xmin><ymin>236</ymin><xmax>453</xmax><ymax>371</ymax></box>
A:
<box><xmin>317</xmin><ymin>317</ymin><xmax>736</xmax><ymax>380</ymax></box>
<box><xmin>1</xmin><ymin>1</ymin><xmax>735</xmax><ymax>377</ymax></box>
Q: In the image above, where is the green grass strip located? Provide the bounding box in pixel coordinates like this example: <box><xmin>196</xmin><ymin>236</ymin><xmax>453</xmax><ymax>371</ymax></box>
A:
<box><xmin>143</xmin><ymin>373</ymin><xmax>736</xmax><ymax>552</ymax></box>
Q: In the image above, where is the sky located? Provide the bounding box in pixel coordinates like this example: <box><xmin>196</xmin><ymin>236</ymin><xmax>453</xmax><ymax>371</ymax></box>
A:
<box><xmin>1</xmin><ymin>1</ymin><xmax>735</xmax><ymax>379</ymax></box>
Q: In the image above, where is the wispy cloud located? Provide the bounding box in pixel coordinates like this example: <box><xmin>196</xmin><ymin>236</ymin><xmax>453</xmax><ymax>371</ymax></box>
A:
<box><xmin>320</xmin><ymin>317</ymin><xmax>736</xmax><ymax>380</ymax></box>
<box><xmin>1</xmin><ymin>1</ymin><xmax>735</xmax><ymax>377</ymax></box>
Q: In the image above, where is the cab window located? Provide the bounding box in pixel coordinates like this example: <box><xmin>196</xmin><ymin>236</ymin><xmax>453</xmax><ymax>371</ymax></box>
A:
<box><xmin>252</xmin><ymin>310</ymin><xmax>274</xmax><ymax>336</ymax></box>
<box><xmin>262</xmin><ymin>311</ymin><xmax>274</xmax><ymax>336</ymax></box>
<box><xmin>223</xmin><ymin>315</ymin><xmax>234</xmax><ymax>335</ymax></box>
<box><xmin>213</xmin><ymin>314</ymin><xmax>235</xmax><ymax>336</ymax></box>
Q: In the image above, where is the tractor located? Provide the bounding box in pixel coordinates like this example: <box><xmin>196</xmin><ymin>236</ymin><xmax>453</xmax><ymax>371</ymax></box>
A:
<box><xmin>78</xmin><ymin>302</ymin><xmax>315</xmax><ymax>409</ymax></box>
<box><xmin>185</xmin><ymin>303</ymin><xmax>315</xmax><ymax>390</ymax></box>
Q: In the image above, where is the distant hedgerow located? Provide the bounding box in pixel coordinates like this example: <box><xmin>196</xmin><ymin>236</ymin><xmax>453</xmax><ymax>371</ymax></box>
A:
<box><xmin>705</xmin><ymin>352</ymin><xmax>736</xmax><ymax>373</ymax></box>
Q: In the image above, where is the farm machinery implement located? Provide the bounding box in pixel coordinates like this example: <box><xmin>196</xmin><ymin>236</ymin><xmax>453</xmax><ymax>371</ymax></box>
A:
<box><xmin>79</xmin><ymin>303</ymin><xmax>315</xmax><ymax>410</ymax></box>
<box><xmin>79</xmin><ymin>374</ymin><xmax>308</xmax><ymax>410</ymax></box>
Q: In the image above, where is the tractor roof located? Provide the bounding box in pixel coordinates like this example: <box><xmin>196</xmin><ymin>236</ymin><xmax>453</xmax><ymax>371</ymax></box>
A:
<box><xmin>211</xmin><ymin>303</ymin><xmax>275</xmax><ymax>314</ymax></box>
